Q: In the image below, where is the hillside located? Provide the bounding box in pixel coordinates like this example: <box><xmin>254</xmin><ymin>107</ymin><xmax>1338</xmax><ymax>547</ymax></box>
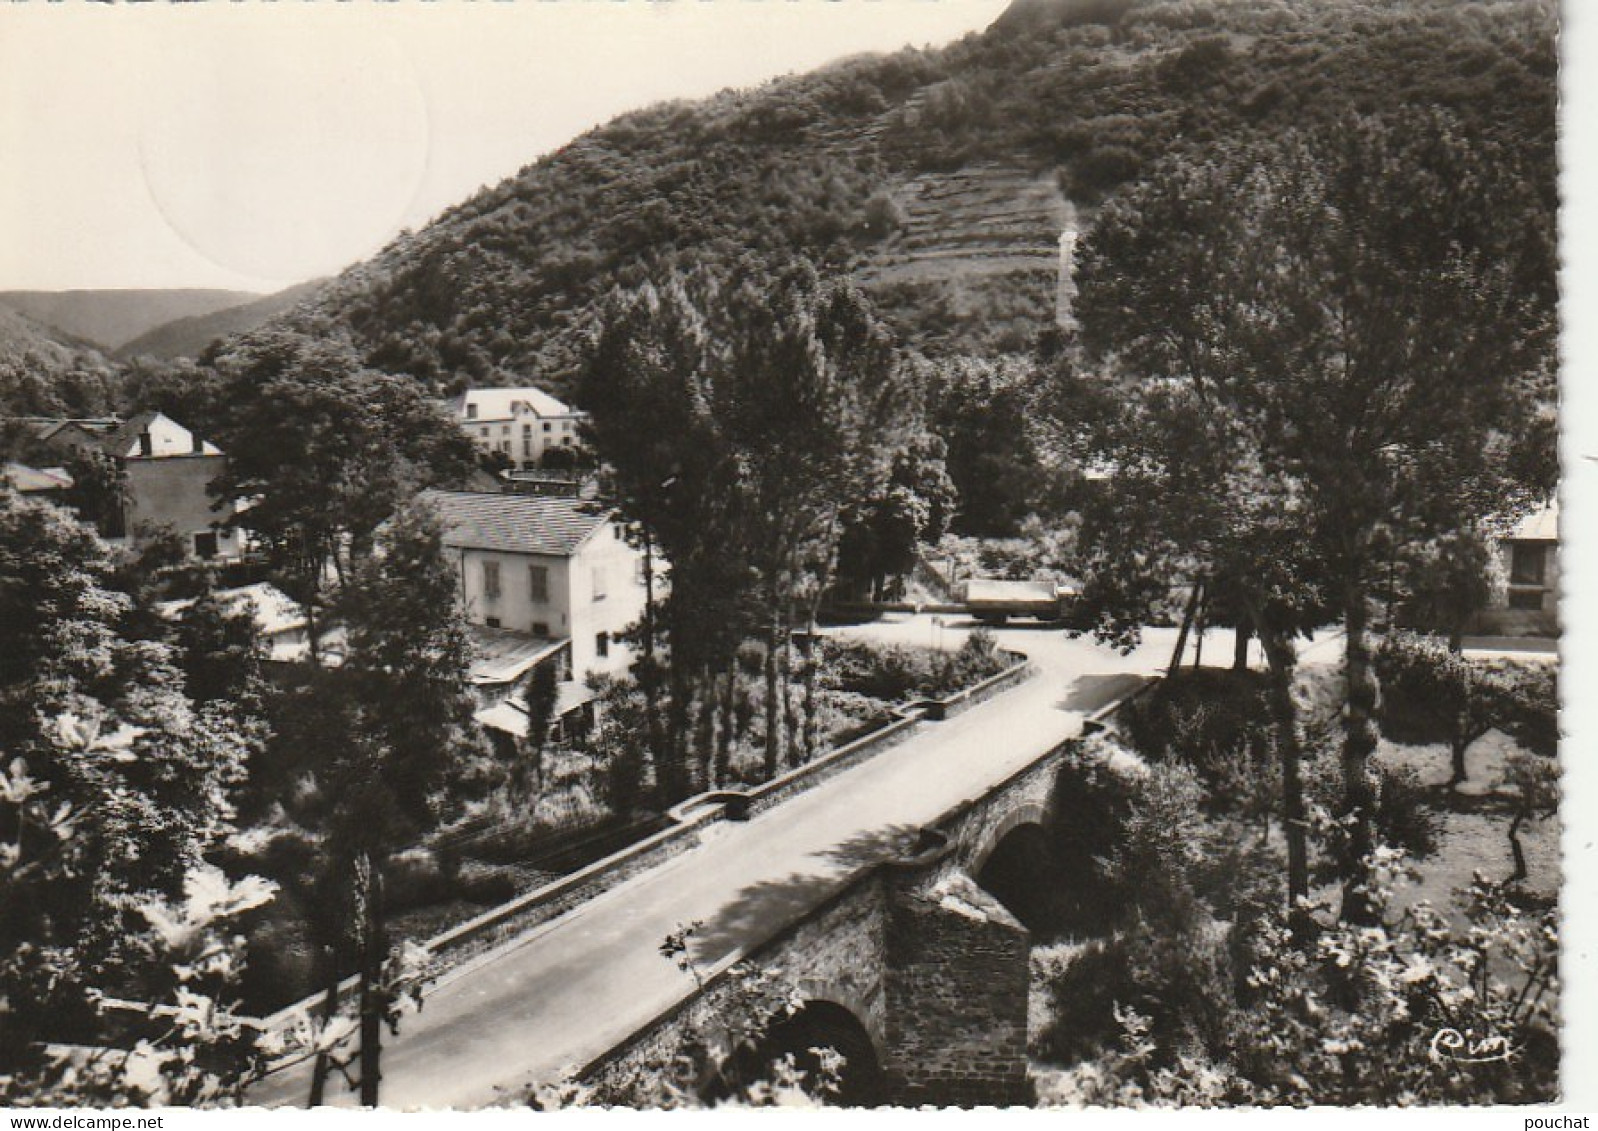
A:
<box><xmin>0</xmin><ymin>288</ymin><xmax>261</xmax><ymax>353</ymax></box>
<box><xmin>270</xmin><ymin>0</ymin><xmax>1553</xmax><ymax>396</ymax></box>
<box><xmin>0</xmin><ymin>305</ymin><xmax>120</xmax><ymax>418</ymax></box>
<box><xmin>116</xmin><ymin>280</ymin><xmax>328</xmax><ymax>361</ymax></box>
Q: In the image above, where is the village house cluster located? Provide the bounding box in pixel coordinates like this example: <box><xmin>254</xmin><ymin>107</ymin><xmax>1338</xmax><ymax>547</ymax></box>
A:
<box><xmin>3</xmin><ymin>384</ymin><xmax>1559</xmax><ymax>761</ymax></box>
<box><xmin>4</xmin><ymin>385</ymin><xmax>646</xmax><ymax>755</ymax></box>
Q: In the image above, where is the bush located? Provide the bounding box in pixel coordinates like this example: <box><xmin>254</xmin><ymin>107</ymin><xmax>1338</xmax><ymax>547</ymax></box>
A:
<box><xmin>1040</xmin><ymin>917</ymin><xmax>1239</xmax><ymax>1071</ymax></box>
<box><xmin>456</xmin><ymin>859</ymin><xmax>522</xmax><ymax>905</ymax></box>
<box><xmin>817</xmin><ymin>631</ymin><xmax>1008</xmax><ymax>703</ymax></box>
<box><xmin>385</xmin><ymin>847</ymin><xmax>454</xmax><ymax>912</ymax></box>
<box><xmin>1371</xmin><ymin>763</ymin><xmax>1440</xmax><ymax>860</ymax></box>
<box><xmin>1120</xmin><ymin>669</ymin><xmax>1274</xmax><ymax>799</ymax></box>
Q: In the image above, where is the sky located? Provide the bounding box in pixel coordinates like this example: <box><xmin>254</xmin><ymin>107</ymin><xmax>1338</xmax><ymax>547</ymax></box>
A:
<box><xmin>1</xmin><ymin>0</ymin><xmax>1596</xmax><ymax>1112</ymax></box>
<box><xmin>0</xmin><ymin>0</ymin><xmax>1009</xmax><ymax>295</ymax></box>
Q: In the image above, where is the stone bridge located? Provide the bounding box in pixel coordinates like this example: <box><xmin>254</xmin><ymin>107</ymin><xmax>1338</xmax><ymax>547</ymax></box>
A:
<box><xmin>579</xmin><ymin>733</ymin><xmax>1101</xmax><ymax>1107</ymax></box>
<box><xmin>248</xmin><ymin>625</ymin><xmax>1174</xmax><ymax>1111</ymax></box>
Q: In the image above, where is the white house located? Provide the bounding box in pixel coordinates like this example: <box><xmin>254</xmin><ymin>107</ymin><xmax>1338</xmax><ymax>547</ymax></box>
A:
<box><xmin>34</xmin><ymin>411</ymin><xmax>243</xmax><ymax>560</ymax></box>
<box><xmin>447</xmin><ymin>387</ymin><xmax>587</xmax><ymax>469</ymax></box>
<box><xmin>156</xmin><ymin>582</ymin><xmax>312</xmax><ymax>663</ymax></box>
<box><xmin>419</xmin><ymin>489</ymin><xmax>648</xmax><ymax>688</ymax></box>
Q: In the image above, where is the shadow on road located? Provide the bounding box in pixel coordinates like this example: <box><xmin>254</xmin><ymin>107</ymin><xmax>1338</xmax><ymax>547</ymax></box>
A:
<box><xmin>1056</xmin><ymin>671</ymin><xmax>1150</xmax><ymax>715</ymax></box>
<box><xmin>688</xmin><ymin>824</ymin><xmax>924</xmax><ymax>965</ymax></box>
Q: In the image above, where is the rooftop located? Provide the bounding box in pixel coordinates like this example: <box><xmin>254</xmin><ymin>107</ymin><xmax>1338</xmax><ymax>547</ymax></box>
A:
<box><xmin>450</xmin><ymin>386</ymin><xmax>580</xmax><ymax>423</ymax></box>
<box><xmin>466</xmin><ymin>624</ymin><xmax>567</xmax><ymax>687</ymax></box>
<box><xmin>1506</xmin><ymin>500</ymin><xmax>1558</xmax><ymax>542</ymax></box>
<box><xmin>3</xmin><ymin>461</ymin><xmax>73</xmax><ymax>492</ymax></box>
<box><xmin>419</xmin><ymin>489</ymin><xmax>612</xmax><ymax>557</ymax></box>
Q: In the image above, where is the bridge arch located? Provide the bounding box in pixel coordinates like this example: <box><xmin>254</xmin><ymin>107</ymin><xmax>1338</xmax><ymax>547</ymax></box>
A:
<box><xmin>712</xmin><ymin>997</ymin><xmax>886</xmax><ymax>1107</ymax></box>
<box><xmin>972</xmin><ymin>802</ymin><xmax>1072</xmax><ymax>936</ymax></box>
<box><xmin>969</xmin><ymin>800</ymin><xmax>1052</xmax><ymax>876</ymax></box>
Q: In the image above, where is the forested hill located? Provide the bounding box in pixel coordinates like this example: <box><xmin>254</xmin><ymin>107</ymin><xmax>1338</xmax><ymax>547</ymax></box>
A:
<box><xmin>282</xmin><ymin>0</ymin><xmax>1555</xmax><ymax>396</ymax></box>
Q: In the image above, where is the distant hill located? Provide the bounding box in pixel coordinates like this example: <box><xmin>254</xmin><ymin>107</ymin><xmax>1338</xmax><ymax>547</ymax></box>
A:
<box><xmin>0</xmin><ymin>305</ymin><xmax>120</xmax><ymax>419</ymax></box>
<box><xmin>272</xmin><ymin>0</ymin><xmax>1554</xmax><ymax>396</ymax></box>
<box><xmin>0</xmin><ymin>288</ymin><xmax>261</xmax><ymax>352</ymax></box>
<box><xmin>117</xmin><ymin>280</ymin><xmax>328</xmax><ymax>361</ymax></box>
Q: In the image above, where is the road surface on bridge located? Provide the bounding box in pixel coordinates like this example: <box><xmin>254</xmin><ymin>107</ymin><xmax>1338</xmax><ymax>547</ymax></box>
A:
<box><xmin>251</xmin><ymin>618</ymin><xmax>1322</xmax><ymax>1109</ymax></box>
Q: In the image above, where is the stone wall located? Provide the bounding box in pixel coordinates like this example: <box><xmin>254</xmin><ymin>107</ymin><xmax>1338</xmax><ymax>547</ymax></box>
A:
<box><xmin>882</xmin><ymin>869</ymin><xmax>1032</xmax><ymax>1106</ymax></box>
<box><xmin>578</xmin><ymin>874</ymin><xmax>889</xmax><ymax>1103</ymax></box>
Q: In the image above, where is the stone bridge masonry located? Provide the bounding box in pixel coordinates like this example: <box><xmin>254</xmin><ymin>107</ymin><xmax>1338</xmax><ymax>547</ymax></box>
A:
<box><xmin>580</xmin><ymin>736</ymin><xmax>1078</xmax><ymax>1108</ymax></box>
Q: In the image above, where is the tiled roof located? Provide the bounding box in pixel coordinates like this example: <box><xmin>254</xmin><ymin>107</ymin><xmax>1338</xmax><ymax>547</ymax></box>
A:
<box><xmin>98</xmin><ymin>411</ymin><xmax>222</xmax><ymax>459</ymax></box>
<box><xmin>97</xmin><ymin>411</ymin><xmax>162</xmax><ymax>457</ymax></box>
<box><xmin>451</xmin><ymin>386</ymin><xmax>579</xmax><ymax>422</ymax></box>
<box><xmin>419</xmin><ymin>489</ymin><xmax>611</xmax><ymax>556</ymax></box>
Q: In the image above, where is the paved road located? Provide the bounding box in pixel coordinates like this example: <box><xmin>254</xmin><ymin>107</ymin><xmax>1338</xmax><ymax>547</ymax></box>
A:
<box><xmin>248</xmin><ymin>618</ymin><xmax>1252</xmax><ymax>1109</ymax></box>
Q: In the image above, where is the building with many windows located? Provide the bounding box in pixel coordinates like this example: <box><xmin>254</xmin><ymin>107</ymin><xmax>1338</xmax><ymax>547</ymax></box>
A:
<box><xmin>447</xmin><ymin>387</ymin><xmax>587</xmax><ymax>469</ymax></box>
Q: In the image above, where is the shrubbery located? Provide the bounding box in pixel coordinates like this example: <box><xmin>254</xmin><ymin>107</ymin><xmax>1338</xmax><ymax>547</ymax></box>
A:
<box><xmin>1120</xmin><ymin>668</ymin><xmax>1275</xmax><ymax>795</ymax></box>
<box><xmin>1037</xmin><ymin>736</ymin><xmax>1559</xmax><ymax>1106</ymax></box>
<box><xmin>818</xmin><ymin>627</ymin><xmax>1008</xmax><ymax>703</ymax></box>
<box><xmin>1376</xmin><ymin>631</ymin><xmax>1558</xmax><ymax>782</ymax></box>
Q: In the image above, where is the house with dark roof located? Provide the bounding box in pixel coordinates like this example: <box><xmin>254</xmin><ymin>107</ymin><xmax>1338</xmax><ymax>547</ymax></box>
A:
<box><xmin>33</xmin><ymin>410</ymin><xmax>241</xmax><ymax>559</ymax></box>
<box><xmin>418</xmin><ymin>489</ymin><xmax>647</xmax><ymax>688</ymax></box>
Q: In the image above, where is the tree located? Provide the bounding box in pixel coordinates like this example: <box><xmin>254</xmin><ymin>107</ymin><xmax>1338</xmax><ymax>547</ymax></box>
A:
<box><xmin>0</xmin><ymin>490</ymin><xmax>266</xmax><ymax>1103</ymax></box>
<box><xmin>927</xmin><ymin>356</ymin><xmax>1054</xmax><ymax>537</ymax></box>
<box><xmin>708</xmin><ymin>262</ymin><xmax>910</xmax><ymax>771</ymax></box>
<box><xmin>1374</xmin><ymin>632</ymin><xmax>1525</xmax><ymax>787</ymax></box>
<box><xmin>1056</xmin><ymin>351</ymin><xmax>1330</xmax><ymax>911</ymax></box>
<box><xmin>1073</xmin><ymin>110</ymin><xmax>1555</xmax><ymax>922</ymax></box>
<box><xmin>307</xmin><ymin>500</ymin><xmax>479</xmax><ymax>1105</ymax></box>
<box><xmin>583</xmin><ymin>258</ymin><xmax>913</xmax><ymax>790</ymax></box>
<box><xmin>1500</xmin><ymin>750</ymin><xmax>1557</xmax><ymax>885</ymax></box>
<box><xmin>207</xmin><ymin>330</ymin><xmax>477</xmax><ymax>653</ymax></box>
<box><xmin>836</xmin><ymin>429</ymin><xmax>956</xmax><ymax>602</ymax></box>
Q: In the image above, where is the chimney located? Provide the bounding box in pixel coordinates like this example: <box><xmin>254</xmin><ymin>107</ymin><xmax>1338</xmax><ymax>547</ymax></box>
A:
<box><xmin>191</xmin><ymin>431</ymin><xmax>204</xmax><ymax>454</ymax></box>
<box><xmin>138</xmin><ymin>431</ymin><xmax>153</xmax><ymax>457</ymax></box>
<box><xmin>1055</xmin><ymin>228</ymin><xmax>1079</xmax><ymax>331</ymax></box>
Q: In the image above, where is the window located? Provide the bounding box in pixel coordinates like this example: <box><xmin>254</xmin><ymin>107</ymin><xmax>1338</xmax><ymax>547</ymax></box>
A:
<box><xmin>595</xmin><ymin>631</ymin><xmax>610</xmax><ymax>659</ymax></box>
<box><xmin>529</xmin><ymin>564</ymin><xmax>549</xmax><ymax>602</ymax></box>
<box><xmin>1509</xmin><ymin>543</ymin><xmax>1546</xmax><ymax>587</ymax></box>
<box><xmin>1508</xmin><ymin>589</ymin><xmax>1545</xmax><ymax>611</ymax></box>
<box><xmin>502</xmin><ymin>425</ymin><xmax>511</xmax><ymax>436</ymax></box>
<box><xmin>591</xmin><ymin>565</ymin><xmax>607</xmax><ymax>600</ymax></box>
<box><xmin>523</xmin><ymin>439</ymin><xmax>532</xmax><ymax>458</ymax></box>
<box><xmin>533</xmin><ymin>621</ymin><xmax>550</xmax><ymax>636</ymax></box>
<box><xmin>485</xmin><ymin>615</ymin><xmax>501</xmax><ymax>628</ymax></box>
<box><xmin>193</xmin><ymin>531</ymin><xmax>218</xmax><ymax>560</ymax></box>
<box><xmin>543</xmin><ymin>422</ymin><xmax>553</xmax><ymax>433</ymax></box>
<box><xmin>523</xmin><ymin>423</ymin><xmax>533</xmax><ymax>436</ymax></box>
<box><xmin>482</xmin><ymin>560</ymin><xmax>501</xmax><ymax>599</ymax></box>
<box><xmin>467</xmin><ymin>403</ymin><xmax>478</xmax><ymax>420</ymax></box>
<box><xmin>479</xmin><ymin>427</ymin><xmax>490</xmax><ymax>438</ymax></box>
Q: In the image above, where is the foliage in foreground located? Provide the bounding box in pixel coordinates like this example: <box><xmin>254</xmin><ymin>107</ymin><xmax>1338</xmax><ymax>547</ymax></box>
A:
<box><xmin>1036</xmin><ymin>737</ymin><xmax>1558</xmax><ymax>1107</ymax></box>
<box><xmin>0</xmin><ymin>491</ymin><xmax>273</xmax><ymax>1104</ymax></box>
<box><xmin>1045</xmin><ymin>853</ymin><xmax>1558</xmax><ymax>1107</ymax></box>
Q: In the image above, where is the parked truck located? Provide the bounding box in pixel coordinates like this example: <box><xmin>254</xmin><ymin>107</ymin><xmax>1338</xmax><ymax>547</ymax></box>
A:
<box><xmin>961</xmin><ymin>578</ymin><xmax>1078</xmax><ymax>625</ymax></box>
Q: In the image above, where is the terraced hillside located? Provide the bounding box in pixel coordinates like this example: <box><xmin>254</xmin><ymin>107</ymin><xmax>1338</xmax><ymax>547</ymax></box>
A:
<box><xmin>268</xmin><ymin>0</ymin><xmax>1553</xmax><ymax>393</ymax></box>
<box><xmin>856</xmin><ymin>164</ymin><xmax>1074</xmax><ymax>354</ymax></box>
